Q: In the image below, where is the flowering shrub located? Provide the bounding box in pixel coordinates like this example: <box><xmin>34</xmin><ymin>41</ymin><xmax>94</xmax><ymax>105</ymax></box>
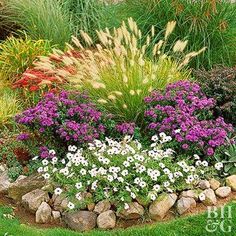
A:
<box><xmin>144</xmin><ymin>81</ymin><xmax>233</xmax><ymax>157</ymax></box>
<box><xmin>37</xmin><ymin>134</ymin><xmax>220</xmax><ymax>211</ymax></box>
<box><xmin>15</xmin><ymin>91</ymin><xmax>106</xmax><ymax>150</ymax></box>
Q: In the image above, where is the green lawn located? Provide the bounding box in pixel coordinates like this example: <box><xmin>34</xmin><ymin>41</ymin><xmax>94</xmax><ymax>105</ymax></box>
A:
<box><xmin>0</xmin><ymin>202</ymin><xmax>236</xmax><ymax>236</ymax></box>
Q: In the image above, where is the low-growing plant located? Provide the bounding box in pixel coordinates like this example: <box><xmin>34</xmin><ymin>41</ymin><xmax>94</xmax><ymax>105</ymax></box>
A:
<box><xmin>15</xmin><ymin>91</ymin><xmax>106</xmax><ymax>154</ymax></box>
<box><xmin>38</xmin><ymin>134</ymin><xmax>221</xmax><ymax>211</ymax></box>
<box><xmin>193</xmin><ymin>66</ymin><xmax>236</xmax><ymax>126</ymax></box>
<box><xmin>144</xmin><ymin>81</ymin><xmax>234</xmax><ymax>158</ymax></box>
<box><xmin>123</xmin><ymin>0</ymin><xmax>236</xmax><ymax>69</ymax></box>
<box><xmin>0</xmin><ymin>36</ymin><xmax>51</xmax><ymax>82</ymax></box>
<box><xmin>64</xmin><ymin>18</ymin><xmax>204</xmax><ymax>123</ymax></box>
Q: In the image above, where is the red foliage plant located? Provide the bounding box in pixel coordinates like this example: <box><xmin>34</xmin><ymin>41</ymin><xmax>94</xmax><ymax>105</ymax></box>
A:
<box><xmin>12</xmin><ymin>49</ymin><xmax>82</xmax><ymax>92</ymax></box>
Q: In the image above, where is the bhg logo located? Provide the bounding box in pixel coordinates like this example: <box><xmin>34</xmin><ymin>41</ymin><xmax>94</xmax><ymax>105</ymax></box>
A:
<box><xmin>205</xmin><ymin>205</ymin><xmax>232</xmax><ymax>233</ymax></box>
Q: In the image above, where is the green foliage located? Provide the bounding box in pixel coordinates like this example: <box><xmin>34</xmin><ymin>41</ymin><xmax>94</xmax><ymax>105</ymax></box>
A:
<box><xmin>0</xmin><ymin>36</ymin><xmax>51</xmax><ymax>82</ymax></box>
<box><xmin>193</xmin><ymin>66</ymin><xmax>236</xmax><ymax>126</ymax></box>
<box><xmin>0</xmin><ymin>88</ymin><xmax>22</xmax><ymax>125</ymax></box>
<box><xmin>4</xmin><ymin>0</ymin><xmax>72</xmax><ymax>48</ymax></box>
<box><xmin>122</xmin><ymin>0</ymin><xmax>236</xmax><ymax>69</ymax></box>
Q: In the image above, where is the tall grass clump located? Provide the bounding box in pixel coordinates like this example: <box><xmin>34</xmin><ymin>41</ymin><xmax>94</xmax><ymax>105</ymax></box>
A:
<box><xmin>40</xmin><ymin>18</ymin><xmax>204</xmax><ymax>123</ymax></box>
<box><xmin>4</xmin><ymin>0</ymin><xmax>72</xmax><ymax>48</ymax></box>
<box><xmin>0</xmin><ymin>88</ymin><xmax>21</xmax><ymax>125</ymax></box>
<box><xmin>123</xmin><ymin>0</ymin><xmax>236</xmax><ymax>69</ymax></box>
<box><xmin>0</xmin><ymin>36</ymin><xmax>52</xmax><ymax>82</ymax></box>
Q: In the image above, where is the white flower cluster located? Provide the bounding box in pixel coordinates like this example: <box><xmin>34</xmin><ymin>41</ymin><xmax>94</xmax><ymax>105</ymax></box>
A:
<box><xmin>37</xmin><ymin>134</ymin><xmax>223</xmax><ymax>210</ymax></box>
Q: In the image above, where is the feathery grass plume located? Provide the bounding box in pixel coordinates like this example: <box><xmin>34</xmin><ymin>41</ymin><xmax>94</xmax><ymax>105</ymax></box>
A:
<box><xmin>65</xmin><ymin>18</ymin><xmax>204</xmax><ymax>123</ymax></box>
<box><xmin>0</xmin><ymin>36</ymin><xmax>52</xmax><ymax>82</ymax></box>
<box><xmin>122</xmin><ymin>0</ymin><xmax>236</xmax><ymax>69</ymax></box>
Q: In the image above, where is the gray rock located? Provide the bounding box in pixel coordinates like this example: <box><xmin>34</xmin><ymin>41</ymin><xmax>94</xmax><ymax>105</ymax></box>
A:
<box><xmin>94</xmin><ymin>200</ymin><xmax>111</xmax><ymax>214</ymax></box>
<box><xmin>8</xmin><ymin>174</ymin><xmax>46</xmax><ymax>201</ymax></box>
<box><xmin>226</xmin><ymin>175</ymin><xmax>236</xmax><ymax>191</ymax></box>
<box><xmin>209</xmin><ymin>178</ymin><xmax>220</xmax><ymax>190</ymax></box>
<box><xmin>52</xmin><ymin>211</ymin><xmax>61</xmax><ymax>222</ymax></box>
<box><xmin>176</xmin><ymin>197</ymin><xmax>196</xmax><ymax>215</ymax></box>
<box><xmin>180</xmin><ymin>190</ymin><xmax>199</xmax><ymax>201</ymax></box>
<box><xmin>215</xmin><ymin>186</ymin><xmax>231</xmax><ymax>198</ymax></box>
<box><xmin>36</xmin><ymin>202</ymin><xmax>52</xmax><ymax>223</ymax></box>
<box><xmin>118</xmin><ymin>202</ymin><xmax>144</xmax><ymax>220</ymax></box>
<box><xmin>97</xmin><ymin>210</ymin><xmax>116</xmax><ymax>229</ymax></box>
<box><xmin>198</xmin><ymin>180</ymin><xmax>210</xmax><ymax>190</ymax></box>
<box><xmin>149</xmin><ymin>193</ymin><xmax>177</xmax><ymax>220</ymax></box>
<box><xmin>64</xmin><ymin>211</ymin><xmax>97</xmax><ymax>231</ymax></box>
<box><xmin>22</xmin><ymin>189</ymin><xmax>49</xmax><ymax>213</ymax></box>
<box><xmin>0</xmin><ymin>171</ymin><xmax>11</xmax><ymax>194</ymax></box>
<box><xmin>202</xmin><ymin>189</ymin><xmax>217</xmax><ymax>206</ymax></box>
<box><xmin>52</xmin><ymin>194</ymin><xmax>69</xmax><ymax>212</ymax></box>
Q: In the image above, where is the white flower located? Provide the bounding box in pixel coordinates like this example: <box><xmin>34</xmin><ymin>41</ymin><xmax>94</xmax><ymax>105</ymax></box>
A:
<box><xmin>42</xmin><ymin>159</ymin><xmax>49</xmax><ymax>166</ymax></box>
<box><xmin>44</xmin><ymin>166</ymin><xmax>48</xmax><ymax>172</ymax></box>
<box><xmin>127</xmin><ymin>156</ymin><xmax>134</xmax><ymax>162</ymax></box>
<box><xmin>215</xmin><ymin>162</ymin><xmax>223</xmax><ymax>170</ymax></box>
<box><xmin>61</xmin><ymin>159</ymin><xmax>66</xmax><ymax>164</ymax></box>
<box><xmin>75</xmin><ymin>182</ymin><xmax>82</xmax><ymax>190</ymax></box>
<box><xmin>80</xmin><ymin>169</ymin><xmax>87</xmax><ymax>175</ymax></box>
<box><xmin>149</xmin><ymin>193</ymin><xmax>156</xmax><ymax>201</ymax></box>
<box><xmin>151</xmin><ymin>135</ymin><xmax>159</xmax><ymax>142</ymax></box>
<box><xmin>75</xmin><ymin>193</ymin><xmax>82</xmax><ymax>200</ymax></box>
<box><xmin>159</xmin><ymin>163</ymin><xmax>165</xmax><ymax>168</ymax></box>
<box><xmin>163</xmin><ymin>181</ymin><xmax>170</xmax><ymax>187</ymax></box>
<box><xmin>124</xmin><ymin>203</ymin><xmax>130</xmax><ymax>210</ymax></box>
<box><xmin>202</xmin><ymin>161</ymin><xmax>208</xmax><ymax>167</ymax></box>
<box><xmin>68</xmin><ymin>145</ymin><xmax>77</xmax><ymax>152</ymax></box>
<box><xmin>199</xmin><ymin>192</ymin><xmax>206</xmax><ymax>201</ymax></box>
<box><xmin>134</xmin><ymin>177</ymin><xmax>141</xmax><ymax>185</ymax></box>
<box><xmin>159</xmin><ymin>132</ymin><xmax>166</xmax><ymax>138</ymax></box>
<box><xmin>68</xmin><ymin>202</ymin><xmax>75</xmax><ymax>210</ymax></box>
<box><xmin>107</xmin><ymin>175</ymin><xmax>114</xmax><ymax>182</ymax></box>
<box><xmin>130</xmin><ymin>192</ymin><xmax>136</xmax><ymax>199</ymax></box>
<box><xmin>52</xmin><ymin>157</ymin><xmax>58</xmax><ymax>164</ymax></box>
<box><xmin>153</xmin><ymin>184</ymin><xmax>160</xmax><ymax>192</ymax></box>
<box><xmin>121</xmin><ymin>170</ymin><xmax>128</xmax><ymax>176</ymax></box>
<box><xmin>123</xmin><ymin>161</ymin><xmax>130</xmax><ymax>167</ymax></box>
<box><xmin>139</xmin><ymin>181</ymin><xmax>147</xmax><ymax>188</ymax></box>
<box><xmin>194</xmin><ymin>154</ymin><xmax>200</xmax><ymax>160</ymax></box>
<box><xmin>175</xmin><ymin>129</ymin><xmax>181</xmax><ymax>134</ymax></box>
<box><xmin>49</xmin><ymin>149</ymin><xmax>56</xmax><ymax>155</ymax></box>
<box><xmin>163</xmin><ymin>168</ymin><xmax>170</xmax><ymax>174</ymax></box>
<box><xmin>195</xmin><ymin>160</ymin><xmax>202</xmax><ymax>166</ymax></box>
<box><xmin>37</xmin><ymin>167</ymin><xmax>43</xmax><ymax>173</ymax></box>
<box><xmin>43</xmin><ymin>173</ymin><xmax>50</xmax><ymax>179</ymax></box>
<box><xmin>54</xmin><ymin>188</ymin><xmax>62</xmax><ymax>195</ymax></box>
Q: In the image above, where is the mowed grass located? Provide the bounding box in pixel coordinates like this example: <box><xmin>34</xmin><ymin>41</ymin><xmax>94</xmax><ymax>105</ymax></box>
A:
<box><xmin>1</xmin><ymin>202</ymin><xmax>236</xmax><ymax>236</ymax></box>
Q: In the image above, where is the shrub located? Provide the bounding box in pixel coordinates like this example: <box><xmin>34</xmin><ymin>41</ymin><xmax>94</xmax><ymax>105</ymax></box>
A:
<box><xmin>123</xmin><ymin>0</ymin><xmax>236</xmax><ymax>69</ymax></box>
<box><xmin>15</xmin><ymin>91</ymin><xmax>106</xmax><ymax>152</ymax></box>
<box><xmin>144</xmin><ymin>81</ymin><xmax>234</xmax><ymax>158</ymax></box>
<box><xmin>193</xmin><ymin>67</ymin><xmax>236</xmax><ymax>126</ymax></box>
<box><xmin>37</xmin><ymin>135</ymin><xmax>220</xmax><ymax>210</ymax></box>
<box><xmin>0</xmin><ymin>36</ymin><xmax>51</xmax><ymax>82</ymax></box>
<box><xmin>67</xmin><ymin>18</ymin><xmax>204</xmax><ymax>123</ymax></box>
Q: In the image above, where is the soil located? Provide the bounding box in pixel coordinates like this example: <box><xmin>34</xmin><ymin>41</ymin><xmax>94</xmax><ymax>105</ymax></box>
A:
<box><xmin>1</xmin><ymin>192</ymin><xmax>236</xmax><ymax>230</ymax></box>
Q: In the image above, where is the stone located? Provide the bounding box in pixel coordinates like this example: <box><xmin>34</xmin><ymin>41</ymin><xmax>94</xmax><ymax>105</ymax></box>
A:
<box><xmin>8</xmin><ymin>174</ymin><xmax>46</xmax><ymax>201</ymax></box>
<box><xmin>97</xmin><ymin>210</ymin><xmax>116</xmax><ymax>229</ymax></box>
<box><xmin>87</xmin><ymin>203</ymin><xmax>95</xmax><ymax>211</ymax></box>
<box><xmin>149</xmin><ymin>193</ymin><xmax>177</xmax><ymax>220</ymax></box>
<box><xmin>226</xmin><ymin>175</ymin><xmax>236</xmax><ymax>191</ymax></box>
<box><xmin>118</xmin><ymin>202</ymin><xmax>144</xmax><ymax>220</ymax></box>
<box><xmin>52</xmin><ymin>211</ymin><xmax>61</xmax><ymax>222</ymax></box>
<box><xmin>215</xmin><ymin>187</ymin><xmax>231</xmax><ymax>198</ymax></box>
<box><xmin>180</xmin><ymin>190</ymin><xmax>199</xmax><ymax>201</ymax></box>
<box><xmin>36</xmin><ymin>202</ymin><xmax>52</xmax><ymax>223</ymax></box>
<box><xmin>198</xmin><ymin>180</ymin><xmax>210</xmax><ymax>190</ymax></box>
<box><xmin>0</xmin><ymin>164</ymin><xmax>7</xmax><ymax>173</ymax></box>
<box><xmin>202</xmin><ymin>189</ymin><xmax>217</xmax><ymax>206</ymax></box>
<box><xmin>0</xmin><ymin>171</ymin><xmax>11</xmax><ymax>194</ymax></box>
<box><xmin>94</xmin><ymin>200</ymin><xmax>111</xmax><ymax>214</ymax></box>
<box><xmin>52</xmin><ymin>194</ymin><xmax>69</xmax><ymax>212</ymax></box>
<box><xmin>209</xmin><ymin>178</ymin><xmax>221</xmax><ymax>190</ymax></box>
<box><xmin>64</xmin><ymin>211</ymin><xmax>97</xmax><ymax>231</ymax></box>
<box><xmin>22</xmin><ymin>189</ymin><xmax>49</xmax><ymax>213</ymax></box>
<box><xmin>176</xmin><ymin>197</ymin><xmax>196</xmax><ymax>215</ymax></box>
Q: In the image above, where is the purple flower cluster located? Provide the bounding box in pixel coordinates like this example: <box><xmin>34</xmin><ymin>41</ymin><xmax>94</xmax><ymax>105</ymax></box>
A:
<box><xmin>15</xmin><ymin>91</ymin><xmax>105</xmax><ymax>145</ymax></box>
<box><xmin>115</xmin><ymin>122</ymin><xmax>135</xmax><ymax>135</ymax></box>
<box><xmin>144</xmin><ymin>81</ymin><xmax>233</xmax><ymax>156</ymax></box>
<box><xmin>17</xmin><ymin>133</ymin><xmax>30</xmax><ymax>141</ymax></box>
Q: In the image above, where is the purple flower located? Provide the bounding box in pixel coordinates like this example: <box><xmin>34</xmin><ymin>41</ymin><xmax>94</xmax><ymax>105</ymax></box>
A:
<box><xmin>17</xmin><ymin>133</ymin><xmax>30</xmax><ymax>141</ymax></box>
<box><xmin>115</xmin><ymin>122</ymin><xmax>135</xmax><ymax>135</ymax></box>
